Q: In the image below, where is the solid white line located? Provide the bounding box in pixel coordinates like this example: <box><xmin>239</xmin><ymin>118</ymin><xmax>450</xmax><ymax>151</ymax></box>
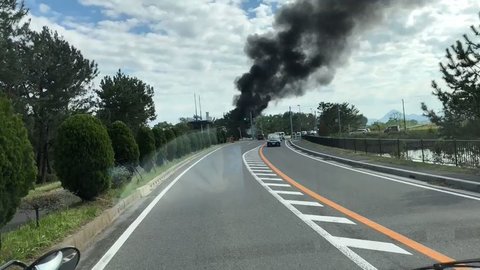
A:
<box><xmin>249</xmin><ymin>166</ymin><xmax>269</xmax><ymax>169</ymax></box>
<box><xmin>92</xmin><ymin>146</ymin><xmax>225</xmax><ymax>270</ymax></box>
<box><xmin>303</xmin><ymin>214</ymin><xmax>356</xmax><ymax>224</ymax></box>
<box><xmin>260</xmin><ymin>178</ymin><xmax>284</xmax><ymax>182</ymax></box>
<box><xmin>242</xmin><ymin>148</ymin><xmax>377</xmax><ymax>270</ymax></box>
<box><xmin>333</xmin><ymin>237</ymin><xmax>412</xmax><ymax>255</ymax></box>
<box><xmin>263</xmin><ymin>183</ymin><xmax>291</xmax><ymax>187</ymax></box>
<box><xmin>285</xmin><ymin>200</ymin><xmax>323</xmax><ymax>207</ymax></box>
<box><xmin>286</xmin><ymin>142</ymin><xmax>480</xmax><ymax>202</ymax></box>
<box><xmin>272</xmin><ymin>190</ymin><xmax>303</xmax><ymax>195</ymax></box>
<box><xmin>256</xmin><ymin>173</ymin><xmax>277</xmax><ymax>176</ymax></box>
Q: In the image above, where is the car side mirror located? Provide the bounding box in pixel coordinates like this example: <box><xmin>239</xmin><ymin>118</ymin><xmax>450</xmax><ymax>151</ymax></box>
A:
<box><xmin>27</xmin><ymin>247</ymin><xmax>80</xmax><ymax>270</ymax></box>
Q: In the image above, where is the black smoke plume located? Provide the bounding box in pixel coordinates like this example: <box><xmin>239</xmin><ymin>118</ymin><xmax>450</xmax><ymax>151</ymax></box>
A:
<box><xmin>234</xmin><ymin>0</ymin><xmax>419</xmax><ymax>119</ymax></box>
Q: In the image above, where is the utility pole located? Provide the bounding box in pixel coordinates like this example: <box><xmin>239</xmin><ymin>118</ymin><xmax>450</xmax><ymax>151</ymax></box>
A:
<box><xmin>194</xmin><ymin>93</ymin><xmax>198</xmax><ymax>120</ymax></box>
<box><xmin>297</xmin><ymin>105</ymin><xmax>302</xmax><ymax>133</ymax></box>
<box><xmin>289</xmin><ymin>106</ymin><xmax>294</xmax><ymax>138</ymax></box>
<box><xmin>402</xmin><ymin>99</ymin><xmax>407</xmax><ymax>131</ymax></box>
<box><xmin>337</xmin><ymin>105</ymin><xmax>342</xmax><ymax>134</ymax></box>
<box><xmin>250</xmin><ymin>111</ymin><xmax>255</xmax><ymax>139</ymax></box>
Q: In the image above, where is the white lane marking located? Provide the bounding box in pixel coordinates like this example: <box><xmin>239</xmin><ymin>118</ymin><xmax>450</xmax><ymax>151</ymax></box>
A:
<box><xmin>243</xmin><ymin>148</ymin><xmax>377</xmax><ymax>270</ymax></box>
<box><xmin>263</xmin><ymin>183</ymin><xmax>291</xmax><ymax>187</ymax></box>
<box><xmin>272</xmin><ymin>190</ymin><xmax>303</xmax><ymax>195</ymax></box>
<box><xmin>285</xmin><ymin>142</ymin><xmax>480</xmax><ymax>202</ymax></box>
<box><xmin>303</xmin><ymin>214</ymin><xmax>356</xmax><ymax>225</ymax></box>
<box><xmin>334</xmin><ymin>237</ymin><xmax>412</xmax><ymax>255</ymax></box>
<box><xmin>92</xmin><ymin>146</ymin><xmax>226</xmax><ymax>270</ymax></box>
<box><xmin>286</xmin><ymin>200</ymin><xmax>323</xmax><ymax>207</ymax></box>
<box><xmin>260</xmin><ymin>178</ymin><xmax>284</xmax><ymax>182</ymax></box>
<box><xmin>256</xmin><ymin>173</ymin><xmax>277</xmax><ymax>176</ymax></box>
<box><xmin>252</xmin><ymin>169</ymin><xmax>273</xmax><ymax>173</ymax></box>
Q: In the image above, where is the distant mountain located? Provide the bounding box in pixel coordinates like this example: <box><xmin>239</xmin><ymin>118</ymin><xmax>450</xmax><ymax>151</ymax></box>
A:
<box><xmin>368</xmin><ymin>110</ymin><xmax>430</xmax><ymax>124</ymax></box>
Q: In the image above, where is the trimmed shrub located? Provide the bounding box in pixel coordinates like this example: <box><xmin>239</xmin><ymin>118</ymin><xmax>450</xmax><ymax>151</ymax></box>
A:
<box><xmin>136</xmin><ymin>126</ymin><xmax>156</xmax><ymax>172</ymax></box>
<box><xmin>55</xmin><ymin>114</ymin><xmax>114</xmax><ymax>200</ymax></box>
<box><xmin>109</xmin><ymin>166</ymin><xmax>133</xmax><ymax>188</ymax></box>
<box><xmin>108</xmin><ymin>121</ymin><xmax>139</xmax><ymax>173</ymax></box>
<box><xmin>189</xmin><ymin>133</ymin><xmax>199</xmax><ymax>151</ymax></box>
<box><xmin>165</xmin><ymin>129</ymin><xmax>177</xmax><ymax>160</ymax></box>
<box><xmin>152</xmin><ymin>127</ymin><xmax>167</xmax><ymax>149</ymax></box>
<box><xmin>0</xmin><ymin>97</ymin><xmax>36</xmax><ymax>227</ymax></box>
<box><xmin>183</xmin><ymin>135</ymin><xmax>192</xmax><ymax>156</ymax></box>
<box><xmin>209</xmin><ymin>131</ymin><xmax>217</xmax><ymax>145</ymax></box>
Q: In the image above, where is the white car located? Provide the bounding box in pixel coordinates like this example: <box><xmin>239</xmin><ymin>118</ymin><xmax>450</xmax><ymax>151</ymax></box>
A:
<box><xmin>267</xmin><ymin>134</ymin><xmax>281</xmax><ymax>147</ymax></box>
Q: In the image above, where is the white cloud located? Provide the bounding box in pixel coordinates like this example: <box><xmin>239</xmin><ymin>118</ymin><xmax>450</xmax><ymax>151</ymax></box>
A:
<box><xmin>38</xmin><ymin>3</ymin><xmax>50</xmax><ymax>14</ymax></box>
<box><xmin>25</xmin><ymin>0</ymin><xmax>480</xmax><ymax>123</ymax></box>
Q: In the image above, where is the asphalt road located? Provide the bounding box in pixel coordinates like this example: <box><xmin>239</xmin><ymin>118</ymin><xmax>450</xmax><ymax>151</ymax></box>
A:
<box><xmin>80</xmin><ymin>140</ymin><xmax>480</xmax><ymax>270</ymax></box>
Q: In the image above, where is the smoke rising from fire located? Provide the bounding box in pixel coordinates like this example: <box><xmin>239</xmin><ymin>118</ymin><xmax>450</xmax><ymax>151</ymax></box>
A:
<box><xmin>233</xmin><ymin>0</ymin><xmax>421</xmax><ymax>119</ymax></box>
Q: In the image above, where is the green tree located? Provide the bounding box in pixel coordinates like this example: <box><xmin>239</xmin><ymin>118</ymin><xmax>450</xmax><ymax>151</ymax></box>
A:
<box><xmin>22</xmin><ymin>27</ymin><xmax>98</xmax><ymax>184</ymax></box>
<box><xmin>0</xmin><ymin>96</ymin><xmax>36</xmax><ymax>229</ymax></box>
<box><xmin>0</xmin><ymin>0</ymin><xmax>30</xmax><ymax>111</ymax></box>
<box><xmin>165</xmin><ymin>129</ymin><xmax>177</xmax><ymax>160</ymax></box>
<box><xmin>55</xmin><ymin>114</ymin><xmax>114</xmax><ymax>200</ymax></box>
<box><xmin>108</xmin><ymin>121</ymin><xmax>139</xmax><ymax>172</ymax></box>
<box><xmin>152</xmin><ymin>127</ymin><xmax>167</xmax><ymax>166</ymax></box>
<box><xmin>96</xmin><ymin>70</ymin><xmax>156</xmax><ymax>133</ymax></box>
<box><xmin>189</xmin><ymin>132</ymin><xmax>199</xmax><ymax>151</ymax></box>
<box><xmin>136</xmin><ymin>126</ymin><xmax>155</xmax><ymax>172</ymax></box>
<box><xmin>422</xmin><ymin>16</ymin><xmax>480</xmax><ymax>138</ymax></box>
<box><xmin>317</xmin><ymin>102</ymin><xmax>367</xmax><ymax>135</ymax></box>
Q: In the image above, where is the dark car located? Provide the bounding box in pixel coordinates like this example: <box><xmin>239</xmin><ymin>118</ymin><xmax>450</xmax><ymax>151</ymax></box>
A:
<box><xmin>267</xmin><ymin>134</ymin><xmax>281</xmax><ymax>147</ymax></box>
<box><xmin>257</xmin><ymin>133</ymin><xmax>265</xmax><ymax>140</ymax></box>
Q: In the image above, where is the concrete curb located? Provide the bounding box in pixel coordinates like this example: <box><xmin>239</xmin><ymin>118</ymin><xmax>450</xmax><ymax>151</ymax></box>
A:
<box><xmin>53</xmin><ymin>146</ymin><xmax>220</xmax><ymax>252</ymax></box>
<box><xmin>289</xmin><ymin>140</ymin><xmax>480</xmax><ymax>192</ymax></box>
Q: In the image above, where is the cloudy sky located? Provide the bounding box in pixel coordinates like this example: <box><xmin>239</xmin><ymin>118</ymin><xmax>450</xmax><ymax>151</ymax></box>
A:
<box><xmin>24</xmin><ymin>0</ymin><xmax>480</xmax><ymax>123</ymax></box>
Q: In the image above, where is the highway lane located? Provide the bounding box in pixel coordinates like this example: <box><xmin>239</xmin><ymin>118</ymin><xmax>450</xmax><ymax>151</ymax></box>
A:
<box><xmin>84</xmin><ymin>140</ymin><xmax>480</xmax><ymax>269</ymax></box>
<box><xmin>88</xmin><ymin>142</ymin><xmax>364</xmax><ymax>269</ymax></box>
<box><xmin>261</xmin><ymin>141</ymin><xmax>480</xmax><ymax>268</ymax></box>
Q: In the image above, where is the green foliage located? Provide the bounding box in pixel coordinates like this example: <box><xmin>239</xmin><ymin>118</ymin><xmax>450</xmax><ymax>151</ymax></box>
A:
<box><xmin>96</xmin><ymin>70</ymin><xmax>156</xmax><ymax>133</ymax></box>
<box><xmin>136</xmin><ymin>126</ymin><xmax>156</xmax><ymax>172</ymax></box>
<box><xmin>189</xmin><ymin>132</ymin><xmax>199</xmax><ymax>151</ymax></box>
<box><xmin>27</xmin><ymin>27</ymin><xmax>99</xmax><ymax>184</ymax></box>
<box><xmin>422</xmin><ymin>17</ymin><xmax>480</xmax><ymax>138</ymax></box>
<box><xmin>55</xmin><ymin>114</ymin><xmax>114</xmax><ymax>200</ymax></box>
<box><xmin>209</xmin><ymin>131</ymin><xmax>218</xmax><ymax>145</ymax></box>
<box><xmin>109</xmin><ymin>166</ymin><xmax>133</xmax><ymax>189</ymax></box>
<box><xmin>165</xmin><ymin>129</ymin><xmax>177</xmax><ymax>160</ymax></box>
<box><xmin>0</xmin><ymin>202</ymin><xmax>101</xmax><ymax>265</ymax></box>
<box><xmin>318</xmin><ymin>102</ymin><xmax>367</xmax><ymax>135</ymax></box>
<box><xmin>152</xmin><ymin>127</ymin><xmax>167</xmax><ymax>166</ymax></box>
<box><xmin>0</xmin><ymin>96</ymin><xmax>36</xmax><ymax>227</ymax></box>
<box><xmin>108</xmin><ymin>121</ymin><xmax>139</xmax><ymax>172</ymax></box>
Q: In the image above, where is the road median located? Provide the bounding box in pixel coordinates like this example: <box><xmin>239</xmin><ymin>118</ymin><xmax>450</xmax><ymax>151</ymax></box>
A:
<box><xmin>289</xmin><ymin>140</ymin><xmax>480</xmax><ymax>193</ymax></box>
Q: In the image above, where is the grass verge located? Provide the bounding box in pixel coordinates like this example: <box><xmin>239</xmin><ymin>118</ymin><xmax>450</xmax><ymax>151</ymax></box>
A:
<box><xmin>25</xmin><ymin>182</ymin><xmax>62</xmax><ymax>199</ymax></box>
<box><xmin>297</xmin><ymin>140</ymin><xmax>479</xmax><ymax>176</ymax></box>
<box><xmin>0</xmin><ymin>201</ymin><xmax>106</xmax><ymax>265</ymax></box>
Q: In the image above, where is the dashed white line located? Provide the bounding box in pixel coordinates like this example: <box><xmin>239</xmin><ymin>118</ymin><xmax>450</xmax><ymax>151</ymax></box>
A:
<box><xmin>260</xmin><ymin>178</ymin><xmax>284</xmax><ymax>182</ymax></box>
<box><xmin>256</xmin><ymin>173</ymin><xmax>277</xmax><ymax>176</ymax></box>
<box><xmin>252</xmin><ymin>169</ymin><xmax>273</xmax><ymax>173</ymax></box>
<box><xmin>334</xmin><ymin>237</ymin><xmax>412</xmax><ymax>255</ymax></box>
<box><xmin>303</xmin><ymin>214</ymin><xmax>356</xmax><ymax>225</ymax></box>
<box><xmin>273</xmin><ymin>190</ymin><xmax>303</xmax><ymax>195</ymax></box>
<box><xmin>285</xmin><ymin>200</ymin><xmax>323</xmax><ymax>207</ymax></box>
<box><xmin>263</xmin><ymin>183</ymin><xmax>291</xmax><ymax>187</ymax></box>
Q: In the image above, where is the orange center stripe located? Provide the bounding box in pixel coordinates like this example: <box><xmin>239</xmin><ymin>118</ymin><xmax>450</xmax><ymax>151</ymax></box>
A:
<box><xmin>259</xmin><ymin>145</ymin><xmax>454</xmax><ymax>263</ymax></box>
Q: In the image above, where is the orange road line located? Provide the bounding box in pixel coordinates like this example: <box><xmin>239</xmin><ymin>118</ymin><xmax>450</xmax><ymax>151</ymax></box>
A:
<box><xmin>259</xmin><ymin>145</ymin><xmax>455</xmax><ymax>263</ymax></box>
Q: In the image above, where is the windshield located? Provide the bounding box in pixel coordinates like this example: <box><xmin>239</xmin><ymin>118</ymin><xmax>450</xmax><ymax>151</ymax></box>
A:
<box><xmin>1</xmin><ymin>1</ymin><xmax>480</xmax><ymax>270</ymax></box>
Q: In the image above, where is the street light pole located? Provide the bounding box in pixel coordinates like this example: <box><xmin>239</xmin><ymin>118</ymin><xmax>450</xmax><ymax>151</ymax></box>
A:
<box><xmin>289</xmin><ymin>106</ymin><xmax>294</xmax><ymax>138</ymax></box>
<box><xmin>297</xmin><ymin>105</ymin><xmax>302</xmax><ymax>133</ymax></box>
<box><xmin>402</xmin><ymin>99</ymin><xmax>407</xmax><ymax>131</ymax></box>
<box><xmin>337</xmin><ymin>105</ymin><xmax>342</xmax><ymax>134</ymax></box>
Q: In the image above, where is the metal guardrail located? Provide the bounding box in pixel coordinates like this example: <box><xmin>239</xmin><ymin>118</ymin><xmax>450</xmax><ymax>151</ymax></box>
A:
<box><xmin>303</xmin><ymin>136</ymin><xmax>480</xmax><ymax>168</ymax></box>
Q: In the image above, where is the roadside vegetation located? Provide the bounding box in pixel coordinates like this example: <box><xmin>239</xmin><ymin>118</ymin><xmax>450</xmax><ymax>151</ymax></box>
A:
<box><xmin>0</xmin><ymin>0</ymin><xmax>228</xmax><ymax>264</ymax></box>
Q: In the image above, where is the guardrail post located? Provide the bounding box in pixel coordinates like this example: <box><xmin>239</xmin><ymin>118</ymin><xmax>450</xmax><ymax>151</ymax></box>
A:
<box><xmin>454</xmin><ymin>139</ymin><xmax>458</xmax><ymax>166</ymax></box>
<box><xmin>397</xmin><ymin>139</ymin><xmax>401</xmax><ymax>158</ymax></box>
<box><xmin>378</xmin><ymin>139</ymin><xmax>382</xmax><ymax>156</ymax></box>
<box><xmin>364</xmin><ymin>139</ymin><xmax>368</xmax><ymax>154</ymax></box>
<box><xmin>353</xmin><ymin>139</ymin><xmax>357</xmax><ymax>153</ymax></box>
<box><xmin>420</xmin><ymin>139</ymin><xmax>425</xmax><ymax>163</ymax></box>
